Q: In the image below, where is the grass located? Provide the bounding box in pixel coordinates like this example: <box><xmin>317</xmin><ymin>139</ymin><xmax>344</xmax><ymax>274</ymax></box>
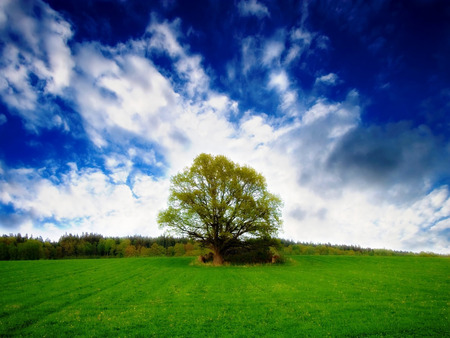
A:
<box><xmin>0</xmin><ymin>256</ymin><xmax>449</xmax><ymax>337</ymax></box>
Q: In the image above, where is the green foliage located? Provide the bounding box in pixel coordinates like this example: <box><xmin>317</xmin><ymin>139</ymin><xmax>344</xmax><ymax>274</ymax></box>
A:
<box><xmin>158</xmin><ymin>153</ymin><xmax>283</xmax><ymax>263</ymax></box>
<box><xmin>0</xmin><ymin>234</ymin><xmax>189</xmax><ymax>260</ymax></box>
<box><xmin>278</xmin><ymin>240</ymin><xmax>433</xmax><ymax>257</ymax></box>
<box><xmin>116</xmin><ymin>239</ymin><xmax>131</xmax><ymax>257</ymax></box>
<box><xmin>17</xmin><ymin>239</ymin><xmax>43</xmax><ymax>260</ymax></box>
<box><xmin>173</xmin><ymin>243</ymin><xmax>186</xmax><ymax>256</ymax></box>
<box><xmin>124</xmin><ymin>244</ymin><xmax>138</xmax><ymax>257</ymax></box>
<box><xmin>0</xmin><ymin>256</ymin><xmax>448</xmax><ymax>336</ymax></box>
<box><xmin>148</xmin><ymin>243</ymin><xmax>166</xmax><ymax>256</ymax></box>
<box><xmin>0</xmin><ymin>234</ymin><xmax>447</xmax><ymax>261</ymax></box>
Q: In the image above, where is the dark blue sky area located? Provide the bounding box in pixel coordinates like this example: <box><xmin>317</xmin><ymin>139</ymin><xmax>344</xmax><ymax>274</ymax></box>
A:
<box><xmin>17</xmin><ymin>0</ymin><xmax>445</xmax><ymax>181</ymax></box>
<box><xmin>43</xmin><ymin>0</ymin><xmax>449</xmax><ymax>131</ymax></box>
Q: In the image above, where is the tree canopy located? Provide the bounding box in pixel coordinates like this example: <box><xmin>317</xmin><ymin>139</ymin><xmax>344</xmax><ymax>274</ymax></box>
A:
<box><xmin>158</xmin><ymin>153</ymin><xmax>283</xmax><ymax>264</ymax></box>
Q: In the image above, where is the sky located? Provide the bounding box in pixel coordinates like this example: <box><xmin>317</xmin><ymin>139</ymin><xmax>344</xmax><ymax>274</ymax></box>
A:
<box><xmin>0</xmin><ymin>0</ymin><xmax>449</xmax><ymax>253</ymax></box>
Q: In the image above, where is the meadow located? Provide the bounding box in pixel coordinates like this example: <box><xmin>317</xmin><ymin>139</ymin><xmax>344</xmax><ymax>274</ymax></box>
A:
<box><xmin>0</xmin><ymin>256</ymin><xmax>448</xmax><ymax>337</ymax></box>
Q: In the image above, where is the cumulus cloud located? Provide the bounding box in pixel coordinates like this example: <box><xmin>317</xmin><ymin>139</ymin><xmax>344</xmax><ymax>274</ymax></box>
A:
<box><xmin>290</xmin><ymin>185</ymin><xmax>450</xmax><ymax>253</ymax></box>
<box><xmin>274</xmin><ymin>103</ymin><xmax>450</xmax><ymax>252</ymax></box>
<box><xmin>73</xmin><ymin>41</ymin><xmax>181</xmax><ymax>149</ymax></box>
<box><xmin>237</xmin><ymin>0</ymin><xmax>270</xmax><ymax>19</ymax></box>
<box><xmin>0</xmin><ymin>163</ymin><xmax>169</xmax><ymax>240</ymax></box>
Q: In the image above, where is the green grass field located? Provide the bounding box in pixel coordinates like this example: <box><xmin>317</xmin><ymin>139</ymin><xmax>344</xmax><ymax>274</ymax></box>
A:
<box><xmin>1</xmin><ymin>256</ymin><xmax>449</xmax><ymax>337</ymax></box>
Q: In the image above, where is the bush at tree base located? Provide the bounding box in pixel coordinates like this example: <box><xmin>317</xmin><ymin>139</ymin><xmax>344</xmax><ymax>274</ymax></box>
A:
<box><xmin>221</xmin><ymin>237</ymin><xmax>285</xmax><ymax>264</ymax></box>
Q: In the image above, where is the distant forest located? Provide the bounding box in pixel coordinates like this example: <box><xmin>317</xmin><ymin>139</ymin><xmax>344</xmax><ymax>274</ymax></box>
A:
<box><xmin>0</xmin><ymin>233</ymin><xmax>443</xmax><ymax>260</ymax></box>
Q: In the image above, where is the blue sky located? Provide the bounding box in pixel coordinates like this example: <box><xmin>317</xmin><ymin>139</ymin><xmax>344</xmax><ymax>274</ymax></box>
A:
<box><xmin>0</xmin><ymin>0</ymin><xmax>449</xmax><ymax>253</ymax></box>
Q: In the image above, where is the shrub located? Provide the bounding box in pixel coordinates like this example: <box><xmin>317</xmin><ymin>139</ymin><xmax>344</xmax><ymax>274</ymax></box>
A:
<box><xmin>223</xmin><ymin>237</ymin><xmax>283</xmax><ymax>264</ymax></box>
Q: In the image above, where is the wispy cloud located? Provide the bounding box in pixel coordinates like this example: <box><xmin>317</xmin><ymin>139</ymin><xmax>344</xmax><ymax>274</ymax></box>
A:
<box><xmin>262</xmin><ymin>40</ymin><xmax>285</xmax><ymax>66</ymax></box>
<box><xmin>268</xmin><ymin>70</ymin><xmax>289</xmax><ymax>92</ymax></box>
<box><xmin>237</xmin><ymin>0</ymin><xmax>270</xmax><ymax>19</ymax></box>
<box><xmin>315</xmin><ymin>73</ymin><xmax>339</xmax><ymax>86</ymax></box>
<box><xmin>0</xmin><ymin>0</ymin><xmax>73</xmax><ymax>131</ymax></box>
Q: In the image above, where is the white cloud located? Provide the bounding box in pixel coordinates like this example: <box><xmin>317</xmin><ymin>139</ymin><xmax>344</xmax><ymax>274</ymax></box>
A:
<box><xmin>268</xmin><ymin>70</ymin><xmax>289</xmax><ymax>92</ymax></box>
<box><xmin>175</xmin><ymin>54</ymin><xmax>210</xmax><ymax>98</ymax></box>
<box><xmin>75</xmin><ymin>42</ymin><xmax>120</xmax><ymax>79</ymax></box>
<box><xmin>302</xmin><ymin>99</ymin><xmax>339</xmax><ymax>125</ymax></box>
<box><xmin>73</xmin><ymin>42</ymin><xmax>181</xmax><ymax>148</ymax></box>
<box><xmin>275</xmin><ymin>121</ymin><xmax>449</xmax><ymax>253</ymax></box>
<box><xmin>41</xmin><ymin>11</ymin><xmax>73</xmax><ymax>93</ymax></box>
<box><xmin>71</xmin><ymin>17</ymin><xmax>244</xmax><ymax>167</ymax></box>
<box><xmin>283</xmin><ymin>27</ymin><xmax>329</xmax><ymax>66</ymax></box>
<box><xmin>280</xmin><ymin>90</ymin><xmax>298</xmax><ymax>110</ymax></box>
<box><xmin>308</xmin><ymin>90</ymin><xmax>360</xmax><ymax>128</ymax></box>
<box><xmin>237</xmin><ymin>0</ymin><xmax>270</xmax><ymax>19</ymax></box>
<box><xmin>147</xmin><ymin>18</ymin><xmax>210</xmax><ymax>98</ymax></box>
<box><xmin>0</xmin><ymin>165</ymin><xmax>170</xmax><ymax>241</ymax></box>
<box><xmin>315</xmin><ymin>73</ymin><xmax>339</xmax><ymax>86</ymax></box>
<box><xmin>0</xmin><ymin>0</ymin><xmax>73</xmax><ymax>130</ymax></box>
<box><xmin>240</xmin><ymin>32</ymin><xmax>287</xmax><ymax>74</ymax></box>
<box><xmin>290</xmin><ymin>28</ymin><xmax>312</xmax><ymax>44</ymax></box>
<box><xmin>0</xmin><ymin>45</ymin><xmax>38</xmax><ymax>112</ymax></box>
<box><xmin>284</xmin><ymin>45</ymin><xmax>302</xmax><ymax>65</ymax></box>
<box><xmin>147</xmin><ymin>17</ymin><xmax>184</xmax><ymax>57</ymax></box>
<box><xmin>262</xmin><ymin>40</ymin><xmax>285</xmax><ymax>66</ymax></box>
<box><xmin>267</xmin><ymin>69</ymin><xmax>300</xmax><ymax>116</ymax></box>
<box><xmin>240</xmin><ymin>115</ymin><xmax>276</xmax><ymax>144</ymax></box>
<box><xmin>241</xmin><ymin>36</ymin><xmax>259</xmax><ymax>74</ymax></box>
<box><xmin>337</xmin><ymin>187</ymin><xmax>450</xmax><ymax>252</ymax></box>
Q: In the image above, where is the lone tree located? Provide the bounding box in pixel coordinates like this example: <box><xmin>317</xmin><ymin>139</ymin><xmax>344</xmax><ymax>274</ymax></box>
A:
<box><xmin>158</xmin><ymin>153</ymin><xmax>283</xmax><ymax>265</ymax></box>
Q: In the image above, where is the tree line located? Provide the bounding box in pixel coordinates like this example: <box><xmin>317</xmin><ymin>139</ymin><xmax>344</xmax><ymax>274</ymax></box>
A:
<box><xmin>278</xmin><ymin>239</ymin><xmax>441</xmax><ymax>257</ymax></box>
<box><xmin>0</xmin><ymin>233</ymin><xmax>209</xmax><ymax>260</ymax></box>
<box><xmin>0</xmin><ymin>233</ymin><xmax>442</xmax><ymax>260</ymax></box>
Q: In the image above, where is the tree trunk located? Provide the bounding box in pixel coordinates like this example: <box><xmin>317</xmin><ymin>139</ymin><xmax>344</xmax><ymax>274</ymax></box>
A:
<box><xmin>212</xmin><ymin>247</ymin><xmax>224</xmax><ymax>266</ymax></box>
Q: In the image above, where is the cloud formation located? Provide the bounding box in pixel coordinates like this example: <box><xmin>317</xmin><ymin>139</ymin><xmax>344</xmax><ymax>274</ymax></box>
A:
<box><xmin>0</xmin><ymin>0</ymin><xmax>73</xmax><ymax>131</ymax></box>
<box><xmin>327</xmin><ymin>123</ymin><xmax>450</xmax><ymax>202</ymax></box>
<box><xmin>0</xmin><ymin>0</ymin><xmax>448</xmax><ymax>253</ymax></box>
<box><xmin>237</xmin><ymin>0</ymin><xmax>270</xmax><ymax>19</ymax></box>
<box><xmin>315</xmin><ymin>73</ymin><xmax>338</xmax><ymax>86</ymax></box>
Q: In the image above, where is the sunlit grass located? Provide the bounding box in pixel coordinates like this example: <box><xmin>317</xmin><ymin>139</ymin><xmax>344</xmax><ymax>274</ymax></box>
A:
<box><xmin>1</xmin><ymin>256</ymin><xmax>448</xmax><ymax>336</ymax></box>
